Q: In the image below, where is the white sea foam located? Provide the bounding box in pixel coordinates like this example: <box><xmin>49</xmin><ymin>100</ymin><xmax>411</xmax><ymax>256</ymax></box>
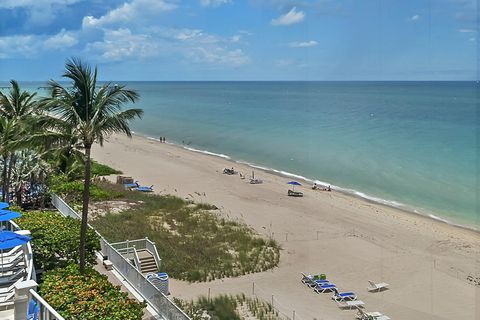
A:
<box><xmin>183</xmin><ymin>146</ymin><xmax>231</xmax><ymax>160</ymax></box>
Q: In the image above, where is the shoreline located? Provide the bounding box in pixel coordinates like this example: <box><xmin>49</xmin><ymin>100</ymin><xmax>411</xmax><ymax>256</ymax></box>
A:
<box><xmin>141</xmin><ymin>133</ymin><xmax>479</xmax><ymax>234</ymax></box>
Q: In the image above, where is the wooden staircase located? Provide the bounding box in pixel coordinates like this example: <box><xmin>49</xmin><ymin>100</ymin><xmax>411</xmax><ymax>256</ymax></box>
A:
<box><xmin>137</xmin><ymin>249</ymin><xmax>158</xmax><ymax>274</ymax></box>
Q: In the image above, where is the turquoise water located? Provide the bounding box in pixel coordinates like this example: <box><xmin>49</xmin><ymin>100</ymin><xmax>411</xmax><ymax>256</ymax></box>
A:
<box><xmin>11</xmin><ymin>81</ymin><xmax>479</xmax><ymax>228</ymax></box>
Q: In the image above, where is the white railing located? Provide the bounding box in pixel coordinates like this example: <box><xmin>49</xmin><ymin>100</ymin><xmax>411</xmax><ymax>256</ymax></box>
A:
<box><xmin>111</xmin><ymin>238</ymin><xmax>162</xmax><ymax>271</ymax></box>
<box><xmin>29</xmin><ymin>289</ymin><xmax>65</xmax><ymax>320</ymax></box>
<box><xmin>8</xmin><ymin>220</ymin><xmax>34</xmax><ymax>289</ymax></box>
<box><xmin>132</xmin><ymin>246</ymin><xmax>141</xmax><ymax>270</ymax></box>
<box><xmin>100</xmin><ymin>238</ymin><xmax>191</xmax><ymax>320</ymax></box>
<box><xmin>145</xmin><ymin>237</ymin><xmax>162</xmax><ymax>271</ymax></box>
<box><xmin>51</xmin><ymin>193</ymin><xmax>191</xmax><ymax>320</ymax></box>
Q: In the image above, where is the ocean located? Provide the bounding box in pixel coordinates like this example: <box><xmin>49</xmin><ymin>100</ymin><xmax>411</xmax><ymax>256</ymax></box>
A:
<box><xmin>12</xmin><ymin>81</ymin><xmax>479</xmax><ymax>229</ymax></box>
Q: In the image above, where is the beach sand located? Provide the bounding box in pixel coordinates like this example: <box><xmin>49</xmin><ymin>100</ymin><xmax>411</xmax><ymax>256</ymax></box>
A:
<box><xmin>93</xmin><ymin>134</ymin><xmax>480</xmax><ymax>320</ymax></box>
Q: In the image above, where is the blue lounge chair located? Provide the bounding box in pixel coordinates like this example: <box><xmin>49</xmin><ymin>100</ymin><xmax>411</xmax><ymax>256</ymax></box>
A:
<box><xmin>124</xmin><ymin>181</ymin><xmax>140</xmax><ymax>189</ymax></box>
<box><xmin>314</xmin><ymin>284</ymin><xmax>337</xmax><ymax>293</ymax></box>
<box><xmin>332</xmin><ymin>291</ymin><xmax>357</xmax><ymax>301</ymax></box>
<box><xmin>27</xmin><ymin>301</ymin><xmax>39</xmax><ymax>320</ymax></box>
<box><xmin>310</xmin><ymin>279</ymin><xmax>330</xmax><ymax>288</ymax></box>
<box><xmin>134</xmin><ymin>185</ymin><xmax>154</xmax><ymax>192</ymax></box>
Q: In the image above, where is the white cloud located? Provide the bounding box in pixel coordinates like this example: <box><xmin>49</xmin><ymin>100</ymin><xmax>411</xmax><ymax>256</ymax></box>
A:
<box><xmin>44</xmin><ymin>29</ymin><xmax>78</xmax><ymax>49</ymax></box>
<box><xmin>0</xmin><ymin>0</ymin><xmax>83</xmax><ymax>26</ymax></box>
<box><xmin>469</xmin><ymin>37</ymin><xmax>476</xmax><ymax>41</ymax></box>
<box><xmin>82</xmin><ymin>0</ymin><xmax>176</xmax><ymax>29</ymax></box>
<box><xmin>188</xmin><ymin>47</ymin><xmax>249</xmax><ymax>66</ymax></box>
<box><xmin>1</xmin><ymin>0</ymin><xmax>251</xmax><ymax>68</ymax></box>
<box><xmin>175</xmin><ymin>29</ymin><xmax>204</xmax><ymax>41</ymax></box>
<box><xmin>0</xmin><ymin>35</ymin><xmax>38</xmax><ymax>58</ymax></box>
<box><xmin>410</xmin><ymin>14</ymin><xmax>420</xmax><ymax>21</ymax></box>
<box><xmin>200</xmin><ymin>0</ymin><xmax>232</xmax><ymax>7</ymax></box>
<box><xmin>0</xmin><ymin>29</ymin><xmax>78</xmax><ymax>58</ymax></box>
<box><xmin>289</xmin><ymin>40</ymin><xmax>317</xmax><ymax>48</ymax></box>
<box><xmin>82</xmin><ymin>25</ymin><xmax>250</xmax><ymax>66</ymax></box>
<box><xmin>231</xmin><ymin>35</ymin><xmax>241</xmax><ymax>42</ymax></box>
<box><xmin>459</xmin><ymin>28</ymin><xmax>476</xmax><ymax>33</ymax></box>
<box><xmin>271</xmin><ymin>7</ymin><xmax>305</xmax><ymax>26</ymax></box>
<box><xmin>86</xmin><ymin>28</ymin><xmax>158</xmax><ymax>61</ymax></box>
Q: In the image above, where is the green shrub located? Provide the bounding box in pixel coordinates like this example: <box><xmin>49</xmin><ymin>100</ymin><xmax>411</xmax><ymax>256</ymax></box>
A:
<box><xmin>49</xmin><ymin>175</ymin><xmax>119</xmax><ymax>203</ymax></box>
<box><xmin>91</xmin><ymin>161</ymin><xmax>122</xmax><ymax>177</ymax></box>
<box><xmin>40</xmin><ymin>265</ymin><xmax>145</xmax><ymax>320</ymax></box>
<box><xmin>16</xmin><ymin>211</ymin><xmax>100</xmax><ymax>272</ymax></box>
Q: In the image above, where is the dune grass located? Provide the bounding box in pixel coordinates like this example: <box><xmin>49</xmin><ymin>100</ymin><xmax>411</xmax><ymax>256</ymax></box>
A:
<box><xmin>174</xmin><ymin>294</ymin><xmax>287</xmax><ymax>320</ymax></box>
<box><xmin>89</xmin><ymin>181</ymin><xmax>280</xmax><ymax>282</ymax></box>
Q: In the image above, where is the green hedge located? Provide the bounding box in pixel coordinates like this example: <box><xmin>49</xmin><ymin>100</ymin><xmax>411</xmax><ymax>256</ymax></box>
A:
<box><xmin>17</xmin><ymin>211</ymin><xmax>100</xmax><ymax>272</ymax></box>
<box><xmin>91</xmin><ymin>161</ymin><xmax>122</xmax><ymax>177</ymax></box>
<box><xmin>40</xmin><ymin>265</ymin><xmax>145</xmax><ymax>320</ymax></box>
<box><xmin>48</xmin><ymin>174</ymin><xmax>123</xmax><ymax>204</ymax></box>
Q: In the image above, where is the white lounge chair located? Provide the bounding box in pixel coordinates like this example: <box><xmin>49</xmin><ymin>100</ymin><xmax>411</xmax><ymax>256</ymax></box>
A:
<box><xmin>336</xmin><ymin>299</ymin><xmax>364</xmax><ymax>309</ymax></box>
<box><xmin>367</xmin><ymin>280</ymin><xmax>389</xmax><ymax>292</ymax></box>
<box><xmin>301</xmin><ymin>273</ymin><xmax>313</xmax><ymax>285</ymax></box>
<box><xmin>356</xmin><ymin>310</ymin><xmax>390</xmax><ymax>320</ymax></box>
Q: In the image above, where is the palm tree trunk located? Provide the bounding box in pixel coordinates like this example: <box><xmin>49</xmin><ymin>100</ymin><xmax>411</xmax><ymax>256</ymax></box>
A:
<box><xmin>16</xmin><ymin>185</ymin><xmax>22</xmax><ymax>208</ymax></box>
<box><xmin>39</xmin><ymin>172</ymin><xmax>45</xmax><ymax>210</ymax></box>
<box><xmin>1</xmin><ymin>155</ymin><xmax>7</xmax><ymax>202</ymax></box>
<box><xmin>79</xmin><ymin>145</ymin><xmax>92</xmax><ymax>274</ymax></box>
<box><xmin>5</xmin><ymin>154</ymin><xmax>15</xmax><ymax>203</ymax></box>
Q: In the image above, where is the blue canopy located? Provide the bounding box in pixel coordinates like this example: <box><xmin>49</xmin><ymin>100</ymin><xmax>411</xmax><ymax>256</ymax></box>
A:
<box><xmin>0</xmin><ymin>203</ymin><xmax>8</xmax><ymax>210</ymax></box>
<box><xmin>0</xmin><ymin>210</ymin><xmax>21</xmax><ymax>222</ymax></box>
<box><xmin>287</xmin><ymin>181</ymin><xmax>302</xmax><ymax>186</ymax></box>
<box><xmin>0</xmin><ymin>231</ymin><xmax>31</xmax><ymax>250</ymax></box>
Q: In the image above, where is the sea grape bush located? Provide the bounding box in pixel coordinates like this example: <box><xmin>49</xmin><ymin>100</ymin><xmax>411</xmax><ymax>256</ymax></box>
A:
<box><xmin>40</xmin><ymin>265</ymin><xmax>145</xmax><ymax>320</ymax></box>
<box><xmin>17</xmin><ymin>211</ymin><xmax>100</xmax><ymax>272</ymax></box>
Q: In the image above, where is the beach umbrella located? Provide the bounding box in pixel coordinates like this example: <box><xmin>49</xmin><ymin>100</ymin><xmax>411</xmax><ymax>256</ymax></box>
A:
<box><xmin>0</xmin><ymin>231</ymin><xmax>31</xmax><ymax>274</ymax></box>
<box><xmin>0</xmin><ymin>210</ymin><xmax>21</xmax><ymax>222</ymax></box>
<box><xmin>287</xmin><ymin>181</ymin><xmax>302</xmax><ymax>191</ymax></box>
<box><xmin>0</xmin><ymin>203</ymin><xmax>8</xmax><ymax>210</ymax></box>
<box><xmin>0</xmin><ymin>231</ymin><xmax>30</xmax><ymax>250</ymax></box>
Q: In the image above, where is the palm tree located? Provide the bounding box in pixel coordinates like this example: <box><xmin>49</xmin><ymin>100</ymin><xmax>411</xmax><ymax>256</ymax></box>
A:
<box><xmin>0</xmin><ymin>118</ymin><xmax>18</xmax><ymax>202</ymax></box>
<box><xmin>0</xmin><ymin>81</ymin><xmax>39</xmax><ymax>202</ymax></box>
<box><xmin>41</xmin><ymin>58</ymin><xmax>143</xmax><ymax>273</ymax></box>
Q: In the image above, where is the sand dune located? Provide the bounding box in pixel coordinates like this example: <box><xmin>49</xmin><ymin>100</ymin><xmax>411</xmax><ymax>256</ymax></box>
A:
<box><xmin>93</xmin><ymin>134</ymin><xmax>480</xmax><ymax>320</ymax></box>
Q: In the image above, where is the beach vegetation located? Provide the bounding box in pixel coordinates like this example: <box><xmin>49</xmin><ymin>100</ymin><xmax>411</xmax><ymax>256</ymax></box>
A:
<box><xmin>174</xmin><ymin>294</ymin><xmax>285</xmax><ymax>320</ymax></box>
<box><xmin>16</xmin><ymin>210</ymin><xmax>100</xmax><ymax>272</ymax></box>
<box><xmin>91</xmin><ymin>161</ymin><xmax>122</xmax><ymax>176</ymax></box>
<box><xmin>38</xmin><ymin>58</ymin><xmax>143</xmax><ymax>274</ymax></box>
<box><xmin>87</xmin><ymin>181</ymin><xmax>280</xmax><ymax>282</ymax></box>
<box><xmin>40</xmin><ymin>264</ymin><xmax>145</xmax><ymax>320</ymax></box>
<box><xmin>0</xmin><ymin>80</ymin><xmax>50</xmax><ymax>207</ymax></box>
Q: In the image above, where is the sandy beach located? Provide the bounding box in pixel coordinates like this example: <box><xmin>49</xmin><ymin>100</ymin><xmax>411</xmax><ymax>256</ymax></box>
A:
<box><xmin>93</xmin><ymin>134</ymin><xmax>479</xmax><ymax>320</ymax></box>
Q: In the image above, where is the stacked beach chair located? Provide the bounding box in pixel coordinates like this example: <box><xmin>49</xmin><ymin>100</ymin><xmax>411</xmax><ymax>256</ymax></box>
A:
<box><xmin>300</xmin><ymin>273</ymin><xmax>391</xmax><ymax>319</ymax></box>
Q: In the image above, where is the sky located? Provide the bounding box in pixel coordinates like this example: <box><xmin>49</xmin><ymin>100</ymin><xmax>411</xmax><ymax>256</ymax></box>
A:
<box><xmin>0</xmin><ymin>0</ymin><xmax>478</xmax><ymax>81</ymax></box>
